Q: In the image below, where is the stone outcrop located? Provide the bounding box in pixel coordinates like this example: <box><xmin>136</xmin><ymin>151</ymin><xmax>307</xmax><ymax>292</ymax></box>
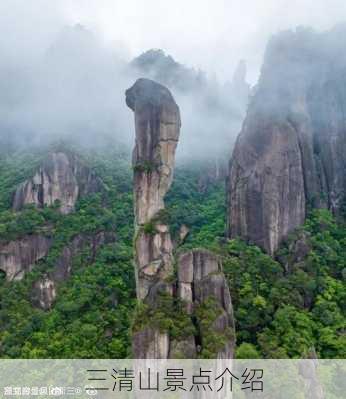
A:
<box><xmin>130</xmin><ymin>50</ymin><xmax>250</xmax><ymax>163</ymax></box>
<box><xmin>13</xmin><ymin>151</ymin><xmax>102</xmax><ymax>214</ymax></box>
<box><xmin>32</xmin><ymin>277</ymin><xmax>56</xmax><ymax>311</ymax></box>
<box><xmin>127</xmin><ymin>78</ymin><xmax>180</xmax><ymax>358</ymax></box>
<box><xmin>126</xmin><ymin>78</ymin><xmax>181</xmax><ymax>226</ymax></box>
<box><xmin>277</xmin><ymin>231</ymin><xmax>312</xmax><ymax>273</ymax></box>
<box><xmin>132</xmin><ymin>249</ymin><xmax>236</xmax><ymax>359</ymax></box>
<box><xmin>0</xmin><ymin>228</ymin><xmax>114</xmax><ymax>310</ymax></box>
<box><xmin>127</xmin><ymin>78</ymin><xmax>235</xmax><ymax>359</ymax></box>
<box><xmin>0</xmin><ymin>235</ymin><xmax>52</xmax><ymax>281</ymax></box>
<box><xmin>228</xmin><ymin>27</ymin><xmax>346</xmax><ymax>255</ymax></box>
<box><xmin>132</xmin><ymin>326</ymin><xmax>171</xmax><ymax>359</ymax></box>
<box><xmin>175</xmin><ymin>250</ymin><xmax>235</xmax><ymax>359</ymax></box>
<box><xmin>126</xmin><ymin>78</ymin><xmax>180</xmax><ymax>302</ymax></box>
<box><xmin>32</xmin><ymin>231</ymin><xmax>115</xmax><ymax>310</ymax></box>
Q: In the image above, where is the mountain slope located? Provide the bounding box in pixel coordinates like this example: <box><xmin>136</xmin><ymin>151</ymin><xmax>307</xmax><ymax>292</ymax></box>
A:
<box><xmin>0</xmin><ymin>144</ymin><xmax>344</xmax><ymax>359</ymax></box>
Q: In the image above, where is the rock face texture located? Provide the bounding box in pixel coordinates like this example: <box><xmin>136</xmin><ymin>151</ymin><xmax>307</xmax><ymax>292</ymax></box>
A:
<box><xmin>126</xmin><ymin>78</ymin><xmax>181</xmax><ymax>226</ymax></box>
<box><xmin>132</xmin><ymin>249</ymin><xmax>236</xmax><ymax>359</ymax></box>
<box><xmin>175</xmin><ymin>250</ymin><xmax>235</xmax><ymax>359</ymax></box>
<box><xmin>126</xmin><ymin>78</ymin><xmax>180</xmax><ymax>302</ymax></box>
<box><xmin>13</xmin><ymin>151</ymin><xmax>102</xmax><ymax>214</ymax></box>
<box><xmin>0</xmin><ymin>229</ymin><xmax>114</xmax><ymax>310</ymax></box>
<box><xmin>32</xmin><ymin>277</ymin><xmax>56</xmax><ymax>311</ymax></box>
<box><xmin>127</xmin><ymin>78</ymin><xmax>235</xmax><ymax>359</ymax></box>
<box><xmin>127</xmin><ymin>78</ymin><xmax>180</xmax><ymax>358</ymax></box>
<box><xmin>3</xmin><ymin>149</ymin><xmax>113</xmax><ymax>309</ymax></box>
<box><xmin>32</xmin><ymin>231</ymin><xmax>115</xmax><ymax>310</ymax></box>
<box><xmin>228</xmin><ymin>27</ymin><xmax>346</xmax><ymax>255</ymax></box>
<box><xmin>130</xmin><ymin>50</ymin><xmax>250</xmax><ymax>163</ymax></box>
<box><xmin>0</xmin><ymin>235</ymin><xmax>52</xmax><ymax>281</ymax></box>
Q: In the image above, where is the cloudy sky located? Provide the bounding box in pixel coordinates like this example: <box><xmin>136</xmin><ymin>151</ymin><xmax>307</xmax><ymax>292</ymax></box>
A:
<box><xmin>1</xmin><ymin>0</ymin><xmax>346</xmax><ymax>156</ymax></box>
<box><xmin>1</xmin><ymin>0</ymin><xmax>346</xmax><ymax>83</ymax></box>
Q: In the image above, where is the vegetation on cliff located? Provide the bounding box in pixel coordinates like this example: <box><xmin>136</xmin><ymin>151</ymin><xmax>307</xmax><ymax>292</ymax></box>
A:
<box><xmin>0</xmin><ymin>146</ymin><xmax>344</xmax><ymax>358</ymax></box>
<box><xmin>0</xmin><ymin>147</ymin><xmax>135</xmax><ymax>358</ymax></box>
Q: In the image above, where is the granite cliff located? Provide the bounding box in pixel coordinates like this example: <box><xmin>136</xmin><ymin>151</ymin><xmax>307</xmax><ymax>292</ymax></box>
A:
<box><xmin>127</xmin><ymin>78</ymin><xmax>180</xmax><ymax>358</ymax></box>
<box><xmin>0</xmin><ymin>235</ymin><xmax>52</xmax><ymax>281</ymax></box>
<box><xmin>32</xmin><ymin>231</ymin><xmax>115</xmax><ymax>310</ymax></box>
<box><xmin>0</xmin><ymin>228</ymin><xmax>115</xmax><ymax>309</ymax></box>
<box><xmin>1</xmin><ymin>150</ymin><xmax>114</xmax><ymax>310</ymax></box>
<box><xmin>126</xmin><ymin>78</ymin><xmax>235</xmax><ymax>358</ymax></box>
<box><xmin>13</xmin><ymin>151</ymin><xmax>102</xmax><ymax>214</ymax></box>
<box><xmin>228</xmin><ymin>27</ymin><xmax>346</xmax><ymax>254</ymax></box>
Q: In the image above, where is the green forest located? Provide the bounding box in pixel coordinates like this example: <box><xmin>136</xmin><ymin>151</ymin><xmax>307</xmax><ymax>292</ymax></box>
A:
<box><xmin>0</xmin><ymin>145</ymin><xmax>345</xmax><ymax>359</ymax></box>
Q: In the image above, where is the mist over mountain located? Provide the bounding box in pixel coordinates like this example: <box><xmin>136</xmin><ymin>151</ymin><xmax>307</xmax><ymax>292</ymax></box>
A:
<box><xmin>0</xmin><ymin>24</ymin><xmax>249</xmax><ymax>163</ymax></box>
<box><xmin>0</xmin><ymin>3</ymin><xmax>345</xmax><ymax>362</ymax></box>
<box><xmin>0</xmin><ymin>25</ymin><xmax>132</xmax><ymax>153</ymax></box>
<box><xmin>130</xmin><ymin>49</ymin><xmax>250</xmax><ymax>160</ymax></box>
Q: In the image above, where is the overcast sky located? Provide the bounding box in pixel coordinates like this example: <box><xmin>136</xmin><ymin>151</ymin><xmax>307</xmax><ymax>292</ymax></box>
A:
<box><xmin>5</xmin><ymin>0</ymin><xmax>346</xmax><ymax>84</ymax></box>
<box><xmin>0</xmin><ymin>0</ymin><xmax>346</xmax><ymax>81</ymax></box>
<box><xmin>1</xmin><ymin>1</ymin><xmax>346</xmax><ymax>155</ymax></box>
<box><xmin>1</xmin><ymin>1</ymin><xmax>346</xmax><ymax>83</ymax></box>
<box><xmin>66</xmin><ymin>0</ymin><xmax>346</xmax><ymax>82</ymax></box>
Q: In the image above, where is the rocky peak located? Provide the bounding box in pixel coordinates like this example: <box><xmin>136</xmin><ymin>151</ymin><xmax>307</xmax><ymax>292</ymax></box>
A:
<box><xmin>126</xmin><ymin>77</ymin><xmax>178</xmax><ymax>112</ymax></box>
<box><xmin>126</xmin><ymin>78</ymin><xmax>181</xmax><ymax>225</ymax></box>
<box><xmin>13</xmin><ymin>151</ymin><xmax>102</xmax><ymax>215</ymax></box>
<box><xmin>127</xmin><ymin>78</ymin><xmax>235</xmax><ymax>359</ymax></box>
<box><xmin>126</xmin><ymin>78</ymin><xmax>180</xmax><ymax>302</ymax></box>
<box><xmin>127</xmin><ymin>78</ymin><xmax>180</xmax><ymax>358</ymax></box>
<box><xmin>130</xmin><ymin>50</ymin><xmax>205</xmax><ymax>92</ymax></box>
<box><xmin>227</xmin><ymin>27</ymin><xmax>346</xmax><ymax>254</ymax></box>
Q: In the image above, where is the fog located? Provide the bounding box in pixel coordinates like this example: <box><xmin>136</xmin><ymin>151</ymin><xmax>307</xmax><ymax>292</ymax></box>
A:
<box><xmin>0</xmin><ymin>0</ymin><xmax>345</xmax><ymax>160</ymax></box>
<box><xmin>50</xmin><ymin>0</ymin><xmax>346</xmax><ymax>83</ymax></box>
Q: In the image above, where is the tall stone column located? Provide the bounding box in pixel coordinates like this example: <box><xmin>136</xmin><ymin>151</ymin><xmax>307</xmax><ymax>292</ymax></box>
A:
<box><xmin>126</xmin><ymin>78</ymin><xmax>235</xmax><ymax>360</ymax></box>
<box><xmin>126</xmin><ymin>78</ymin><xmax>180</xmax><ymax>358</ymax></box>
